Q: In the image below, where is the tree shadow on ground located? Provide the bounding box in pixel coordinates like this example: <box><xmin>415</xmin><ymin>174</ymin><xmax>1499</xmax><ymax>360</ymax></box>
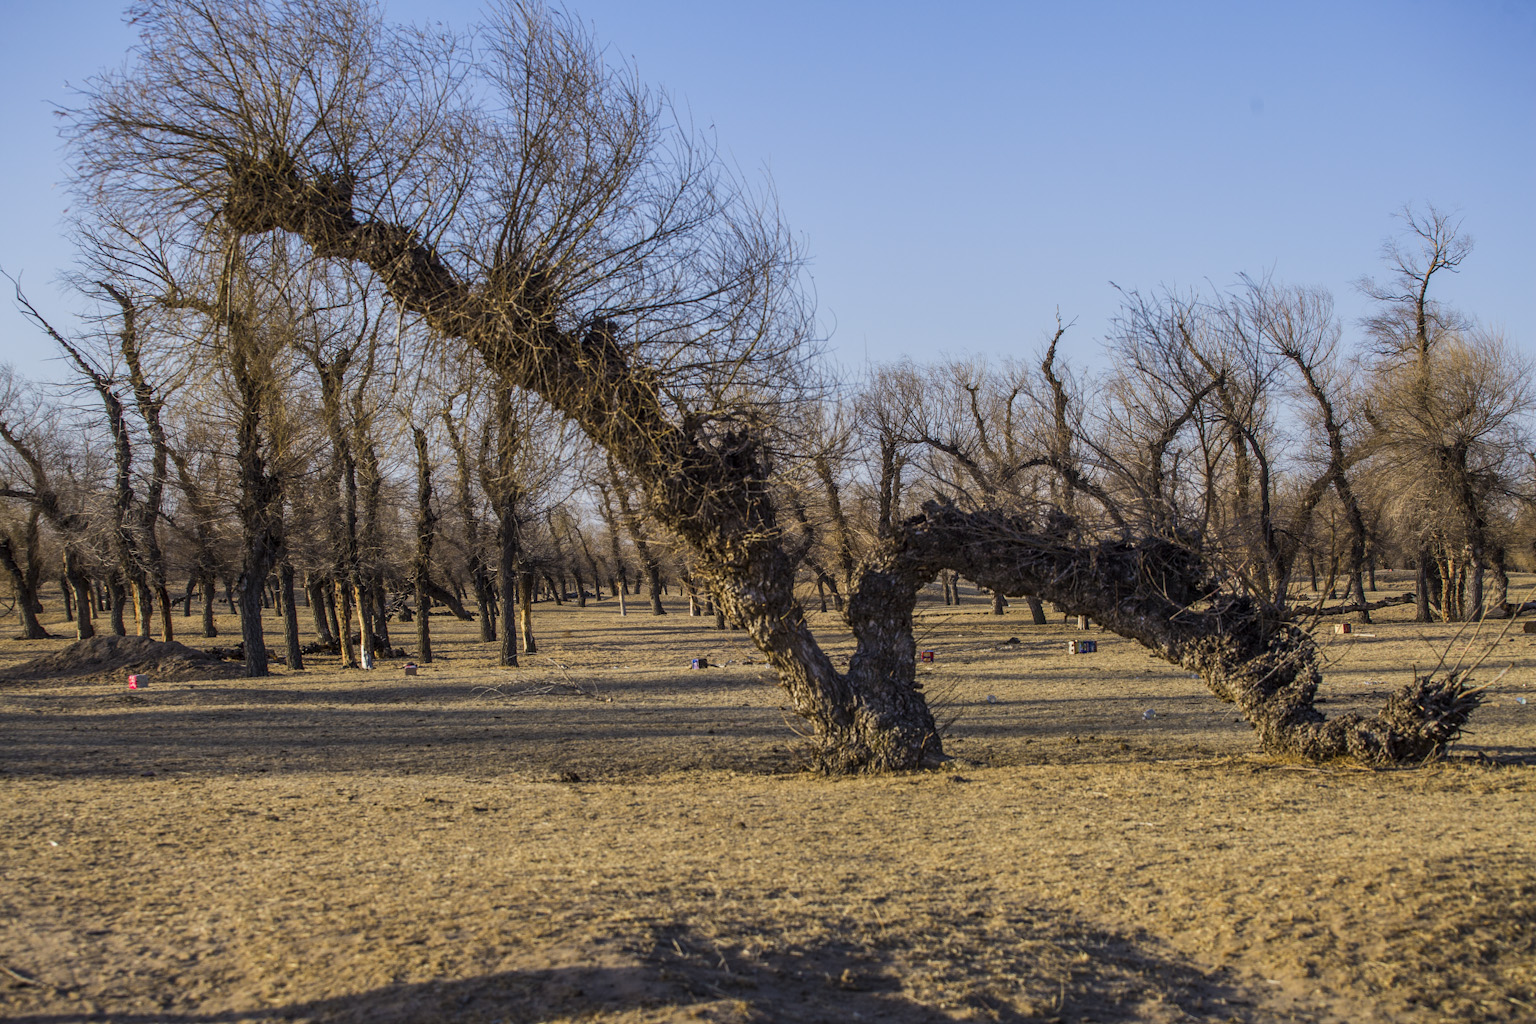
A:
<box><xmin>3</xmin><ymin>915</ymin><xmax>1272</xmax><ymax>1024</ymax></box>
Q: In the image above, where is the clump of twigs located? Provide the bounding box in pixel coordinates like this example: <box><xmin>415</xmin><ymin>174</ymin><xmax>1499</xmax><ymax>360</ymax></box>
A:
<box><xmin>473</xmin><ymin>657</ymin><xmax>604</xmax><ymax>701</ymax></box>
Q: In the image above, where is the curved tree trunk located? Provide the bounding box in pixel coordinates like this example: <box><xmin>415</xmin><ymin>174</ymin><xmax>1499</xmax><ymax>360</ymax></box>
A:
<box><xmin>898</xmin><ymin>504</ymin><xmax>1481</xmax><ymax>765</ymax></box>
<box><xmin>422</xmin><ymin>580</ymin><xmax>472</xmax><ymax>620</ymax></box>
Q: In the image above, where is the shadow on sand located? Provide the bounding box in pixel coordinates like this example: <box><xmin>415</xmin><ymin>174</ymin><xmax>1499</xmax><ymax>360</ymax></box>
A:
<box><xmin>5</xmin><ymin>915</ymin><xmax>1271</xmax><ymax>1024</ymax></box>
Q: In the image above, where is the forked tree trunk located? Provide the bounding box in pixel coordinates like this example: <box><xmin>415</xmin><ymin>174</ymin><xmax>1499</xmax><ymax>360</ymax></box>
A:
<box><xmin>703</xmin><ymin>542</ymin><xmax>943</xmax><ymax>774</ymax></box>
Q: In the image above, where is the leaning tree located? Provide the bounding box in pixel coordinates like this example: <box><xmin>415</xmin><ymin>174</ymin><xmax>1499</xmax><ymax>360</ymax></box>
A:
<box><xmin>70</xmin><ymin>0</ymin><xmax>1485</xmax><ymax>770</ymax></box>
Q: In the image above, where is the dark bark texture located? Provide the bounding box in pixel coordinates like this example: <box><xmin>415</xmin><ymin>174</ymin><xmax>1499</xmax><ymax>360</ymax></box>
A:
<box><xmin>892</xmin><ymin>503</ymin><xmax>1481</xmax><ymax>764</ymax></box>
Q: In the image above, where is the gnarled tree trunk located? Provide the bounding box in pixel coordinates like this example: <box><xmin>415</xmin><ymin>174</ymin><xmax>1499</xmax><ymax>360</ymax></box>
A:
<box><xmin>895</xmin><ymin>504</ymin><xmax>1481</xmax><ymax>765</ymax></box>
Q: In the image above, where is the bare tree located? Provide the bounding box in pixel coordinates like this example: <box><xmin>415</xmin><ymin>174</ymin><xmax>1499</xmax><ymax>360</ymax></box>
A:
<box><xmin>69</xmin><ymin>0</ymin><xmax>1490</xmax><ymax>769</ymax></box>
<box><xmin>160</xmin><ymin>241</ymin><xmax>294</xmax><ymax>677</ymax></box>
<box><xmin>1359</xmin><ymin>205</ymin><xmax>1474</xmax><ymax>620</ymax></box>
<box><xmin>0</xmin><ymin>371</ymin><xmax>101</xmax><ymax>639</ymax></box>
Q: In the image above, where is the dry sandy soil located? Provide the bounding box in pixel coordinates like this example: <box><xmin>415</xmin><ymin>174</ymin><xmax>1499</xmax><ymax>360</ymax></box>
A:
<box><xmin>2</xmin><ymin>575</ymin><xmax>1534</xmax><ymax>1023</ymax></box>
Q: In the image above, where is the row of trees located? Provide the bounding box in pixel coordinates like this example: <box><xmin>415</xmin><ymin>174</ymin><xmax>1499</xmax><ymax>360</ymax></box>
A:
<box><xmin>3</xmin><ymin>0</ymin><xmax>1528</xmax><ymax>769</ymax></box>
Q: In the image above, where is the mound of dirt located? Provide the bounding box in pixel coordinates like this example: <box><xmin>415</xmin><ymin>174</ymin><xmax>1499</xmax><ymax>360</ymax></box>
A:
<box><xmin>0</xmin><ymin>634</ymin><xmax>243</xmax><ymax>686</ymax></box>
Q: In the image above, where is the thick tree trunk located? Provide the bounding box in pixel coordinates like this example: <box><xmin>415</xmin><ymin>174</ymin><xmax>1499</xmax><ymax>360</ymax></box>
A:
<box><xmin>307</xmin><ymin>575</ymin><xmax>335</xmax><ymax>647</ymax></box>
<box><xmin>415</xmin><ymin>582</ymin><xmax>432</xmax><ymax>662</ymax></box>
<box><xmin>323</xmin><ymin>583</ymin><xmax>341</xmax><ymax>649</ymax></box>
<box><xmin>108</xmin><ymin>574</ymin><xmax>128</xmax><ymax>637</ymax></box>
<box><xmin>60</xmin><ymin>574</ymin><xmax>73</xmax><ymax>626</ymax></box>
<box><xmin>422</xmin><ymin>579</ymin><xmax>472</xmax><ymax>620</ymax></box>
<box><xmin>335</xmin><ymin>580</ymin><xmax>357</xmax><ymax>668</ymax></box>
<box><xmin>415</xmin><ymin>420</ymin><xmax>437</xmax><ymax>663</ymax></box>
<box><xmin>156</xmin><ymin>584</ymin><xmax>173</xmax><ymax>643</ymax></box>
<box><xmin>236</xmin><ymin>571</ymin><xmax>269</xmax><ymax>678</ymax></box>
<box><xmin>473</xmin><ymin>560</ymin><xmax>497</xmax><ymax>641</ymax></box>
<box><xmin>354</xmin><ymin>583</ymin><xmax>377</xmax><ymax>665</ymax></box>
<box><xmin>705</xmin><ymin>543</ymin><xmax>943</xmax><ymax>774</ymax></box>
<box><xmin>899</xmin><ymin>504</ymin><xmax>1480</xmax><ymax>765</ymax></box>
<box><xmin>518</xmin><ymin>570</ymin><xmax>538</xmax><ymax>655</ymax></box>
<box><xmin>647</xmin><ymin>563</ymin><xmax>665</xmax><ymax>615</ymax></box>
<box><xmin>134</xmin><ymin>582</ymin><xmax>154</xmax><ymax>639</ymax></box>
<box><xmin>278</xmin><ymin>561</ymin><xmax>303</xmax><ymax>670</ymax></box>
<box><xmin>0</xmin><ymin>536</ymin><xmax>49</xmax><ymax>638</ymax></box>
<box><xmin>1415</xmin><ymin>550</ymin><xmax>1434</xmax><ymax>623</ymax></box>
<box><xmin>1025</xmin><ymin>595</ymin><xmax>1048</xmax><ymax>625</ymax></box>
<box><xmin>369</xmin><ymin>582</ymin><xmax>391</xmax><ymax>651</ymax></box>
<box><xmin>1487</xmin><ymin>551</ymin><xmax>1510</xmax><ymax>618</ymax></box>
<box><xmin>201</xmin><ymin>573</ymin><xmax>218</xmax><ymax>637</ymax></box>
<box><xmin>1468</xmin><ymin>552</ymin><xmax>1485</xmax><ymax>621</ymax></box>
<box><xmin>496</xmin><ymin>503</ymin><xmax>519</xmax><ymax>668</ymax></box>
<box><xmin>67</xmin><ymin>555</ymin><xmax>94</xmax><ymax>639</ymax></box>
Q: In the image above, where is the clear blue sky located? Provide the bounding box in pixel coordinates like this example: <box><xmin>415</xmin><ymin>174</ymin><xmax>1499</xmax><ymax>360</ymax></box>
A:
<box><xmin>2</xmin><ymin>1</ymin><xmax>1532</xmax><ymax>383</ymax></box>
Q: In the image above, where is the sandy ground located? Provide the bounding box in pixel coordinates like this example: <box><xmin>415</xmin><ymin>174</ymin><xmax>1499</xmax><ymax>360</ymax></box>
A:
<box><xmin>2</xmin><ymin>576</ymin><xmax>1534</xmax><ymax>1023</ymax></box>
